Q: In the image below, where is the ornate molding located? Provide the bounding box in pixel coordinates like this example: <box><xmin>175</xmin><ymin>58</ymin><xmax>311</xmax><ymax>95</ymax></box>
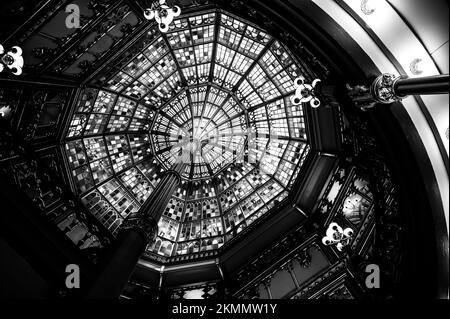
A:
<box><xmin>347</xmin><ymin>74</ymin><xmax>404</xmax><ymax>111</ymax></box>
<box><xmin>232</xmin><ymin>233</ymin><xmax>317</xmax><ymax>297</ymax></box>
<box><xmin>341</xmin><ymin>109</ymin><xmax>403</xmax><ymax>298</ymax></box>
<box><xmin>120</xmin><ymin>214</ymin><xmax>159</xmax><ymax>244</ymax></box>
<box><xmin>296</xmin><ymin>249</ymin><xmax>312</xmax><ymax>269</ymax></box>
<box><xmin>0</xmin><ymin>123</ymin><xmax>113</xmax><ymax>261</ymax></box>
<box><xmin>162</xmin><ymin>169</ymin><xmax>183</xmax><ymax>185</ymax></box>
<box><xmin>371</xmin><ymin>73</ymin><xmax>404</xmax><ymax>104</ymax></box>
<box><xmin>291</xmin><ymin>261</ymin><xmax>347</xmax><ymax>299</ymax></box>
<box><xmin>324</xmin><ymin>283</ymin><xmax>354</xmax><ymax>299</ymax></box>
<box><xmin>167</xmin><ymin>282</ymin><xmax>220</xmax><ymax>300</ymax></box>
<box><xmin>346</xmin><ymin>83</ymin><xmax>376</xmax><ymax>111</ymax></box>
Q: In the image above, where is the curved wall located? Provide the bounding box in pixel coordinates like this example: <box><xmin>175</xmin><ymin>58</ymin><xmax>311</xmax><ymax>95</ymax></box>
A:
<box><xmin>309</xmin><ymin>0</ymin><xmax>449</xmax><ymax>298</ymax></box>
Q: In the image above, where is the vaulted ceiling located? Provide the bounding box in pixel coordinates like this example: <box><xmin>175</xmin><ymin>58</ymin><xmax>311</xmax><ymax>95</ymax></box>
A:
<box><xmin>61</xmin><ymin>9</ymin><xmax>320</xmax><ymax>260</ymax></box>
<box><xmin>2</xmin><ymin>0</ymin><xmax>439</xmax><ymax>300</ymax></box>
<box><xmin>0</xmin><ymin>0</ymin><xmax>368</xmax><ymax>271</ymax></box>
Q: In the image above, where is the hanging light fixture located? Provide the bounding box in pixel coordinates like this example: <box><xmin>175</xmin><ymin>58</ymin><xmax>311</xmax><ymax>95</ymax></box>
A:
<box><xmin>144</xmin><ymin>0</ymin><xmax>181</xmax><ymax>33</ymax></box>
<box><xmin>322</xmin><ymin>222</ymin><xmax>354</xmax><ymax>251</ymax></box>
<box><xmin>0</xmin><ymin>44</ymin><xmax>24</xmax><ymax>76</ymax></box>
<box><xmin>291</xmin><ymin>77</ymin><xmax>322</xmax><ymax>108</ymax></box>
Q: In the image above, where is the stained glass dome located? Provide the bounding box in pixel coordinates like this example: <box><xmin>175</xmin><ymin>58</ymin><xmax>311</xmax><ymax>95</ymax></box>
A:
<box><xmin>64</xmin><ymin>10</ymin><xmax>314</xmax><ymax>260</ymax></box>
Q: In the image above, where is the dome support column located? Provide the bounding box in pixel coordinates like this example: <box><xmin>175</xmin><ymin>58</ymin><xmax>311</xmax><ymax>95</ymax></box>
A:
<box><xmin>347</xmin><ymin>73</ymin><xmax>449</xmax><ymax>111</ymax></box>
<box><xmin>87</xmin><ymin>163</ymin><xmax>184</xmax><ymax>299</ymax></box>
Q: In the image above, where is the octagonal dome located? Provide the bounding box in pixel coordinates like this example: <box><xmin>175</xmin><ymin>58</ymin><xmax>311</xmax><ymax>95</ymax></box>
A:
<box><xmin>63</xmin><ymin>9</ymin><xmax>315</xmax><ymax>260</ymax></box>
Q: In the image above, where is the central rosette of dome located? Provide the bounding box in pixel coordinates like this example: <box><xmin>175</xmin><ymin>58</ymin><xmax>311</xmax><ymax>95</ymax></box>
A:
<box><xmin>152</xmin><ymin>85</ymin><xmax>248</xmax><ymax>181</ymax></box>
<box><xmin>179</xmin><ymin>117</ymin><xmax>220</xmax><ymax>155</ymax></box>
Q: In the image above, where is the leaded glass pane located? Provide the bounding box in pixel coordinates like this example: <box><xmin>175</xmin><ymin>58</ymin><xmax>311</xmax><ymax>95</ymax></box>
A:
<box><xmin>65</xmin><ymin>9</ymin><xmax>314</xmax><ymax>258</ymax></box>
<box><xmin>90</xmin><ymin>158</ymin><xmax>113</xmax><ymax>184</ymax></box>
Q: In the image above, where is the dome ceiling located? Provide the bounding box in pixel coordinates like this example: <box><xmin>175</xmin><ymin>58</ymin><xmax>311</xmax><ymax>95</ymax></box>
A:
<box><xmin>63</xmin><ymin>9</ymin><xmax>316</xmax><ymax>260</ymax></box>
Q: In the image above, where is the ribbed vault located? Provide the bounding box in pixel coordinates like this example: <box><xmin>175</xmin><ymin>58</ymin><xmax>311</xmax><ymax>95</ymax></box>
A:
<box><xmin>63</xmin><ymin>10</ymin><xmax>318</xmax><ymax>260</ymax></box>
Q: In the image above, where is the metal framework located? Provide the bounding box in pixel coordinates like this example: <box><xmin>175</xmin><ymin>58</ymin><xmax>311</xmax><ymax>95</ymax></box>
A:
<box><xmin>62</xmin><ymin>9</ymin><xmax>315</xmax><ymax>259</ymax></box>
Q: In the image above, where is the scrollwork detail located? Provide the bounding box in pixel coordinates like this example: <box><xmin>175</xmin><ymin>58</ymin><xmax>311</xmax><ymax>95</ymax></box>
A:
<box><xmin>120</xmin><ymin>214</ymin><xmax>159</xmax><ymax>244</ymax></box>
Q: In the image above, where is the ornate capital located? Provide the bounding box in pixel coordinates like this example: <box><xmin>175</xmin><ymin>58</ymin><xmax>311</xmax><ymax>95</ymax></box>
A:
<box><xmin>347</xmin><ymin>83</ymin><xmax>376</xmax><ymax>111</ymax></box>
<box><xmin>370</xmin><ymin>73</ymin><xmax>403</xmax><ymax>104</ymax></box>
<box><xmin>297</xmin><ymin>250</ymin><xmax>312</xmax><ymax>268</ymax></box>
<box><xmin>120</xmin><ymin>214</ymin><xmax>158</xmax><ymax>244</ymax></box>
<box><xmin>347</xmin><ymin>73</ymin><xmax>405</xmax><ymax>111</ymax></box>
<box><xmin>163</xmin><ymin>169</ymin><xmax>183</xmax><ymax>184</ymax></box>
<box><xmin>164</xmin><ymin>163</ymin><xmax>185</xmax><ymax>184</ymax></box>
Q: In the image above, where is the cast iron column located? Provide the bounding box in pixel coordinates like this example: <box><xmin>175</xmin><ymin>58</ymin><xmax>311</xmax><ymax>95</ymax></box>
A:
<box><xmin>87</xmin><ymin>163</ymin><xmax>184</xmax><ymax>299</ymax></box>
<box><xmin>347</xmin><ymin>73</ymin><xmax>449</xmax><ymax>111</ymax></box>
<box><xmin>393</xmin><ymin>74</ymin><xmax>449</xmax><ymax>96</ymax></box>
<box><xmin>372</xmin><ymin>73</ymin><xmax>449</xmax><ymax>104</ymax></box>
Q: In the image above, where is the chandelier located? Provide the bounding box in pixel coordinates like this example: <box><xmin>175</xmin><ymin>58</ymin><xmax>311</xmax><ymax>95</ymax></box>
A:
<box><xmin>0</xmin><ymin>44</ymin><xmax>24</xmax><ymax>76</ymax></box>
<box><xmin>291</xmin><ymin>77</ymin><xmax>322</xmax><ymax>108</ymax></box>
<box><xmin>144</xmin><ymin>0</ymin><xmax>181</xmax><ymax>33</ymax></box>
<box><xmin>322</xmin><ymin>222</ymin><xmax>354</xmax><ymax>251</ymax></box>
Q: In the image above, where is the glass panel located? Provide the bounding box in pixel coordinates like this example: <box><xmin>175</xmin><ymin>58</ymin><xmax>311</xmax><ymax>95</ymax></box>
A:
<box><xmin>66</xmin><ymin>9</ymin><xmax>315</xmax><ymax>257</ymax></box>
